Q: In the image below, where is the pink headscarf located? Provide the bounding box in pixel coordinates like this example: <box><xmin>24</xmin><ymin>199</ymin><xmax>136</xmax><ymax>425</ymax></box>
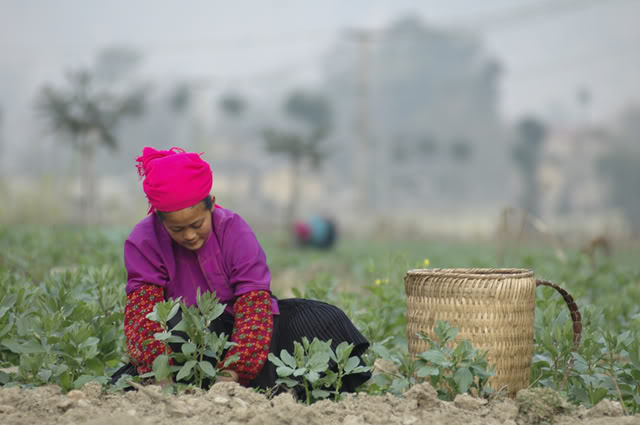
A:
<box><xmin>136</xmin><ymin>147</ymin><xmax>213</xmax><ymax>214</ymax></box>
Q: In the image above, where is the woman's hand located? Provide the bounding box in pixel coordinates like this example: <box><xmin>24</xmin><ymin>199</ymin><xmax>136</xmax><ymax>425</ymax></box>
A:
<box><xmin>215</xmin><ymin>369</ymin><xmax>239</xmax><ymax>383</ymax></box>
<box><xmin>155</xmin><ymin>376</ymin><xmax>173</xmax><ymax>388</ymax></box>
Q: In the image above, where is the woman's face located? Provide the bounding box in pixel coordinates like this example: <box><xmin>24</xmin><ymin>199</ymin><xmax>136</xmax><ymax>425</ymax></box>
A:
<box><xmin>161</xmin><ymin>197</ymin><xmax>214</xmax><ymax>251</ymax></box>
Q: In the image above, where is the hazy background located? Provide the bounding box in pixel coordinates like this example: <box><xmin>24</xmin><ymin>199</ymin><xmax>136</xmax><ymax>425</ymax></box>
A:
<box><xmin>1</xmin><ymin>0</ymin><xmax>639</xmax><ymax>243</ymax></box>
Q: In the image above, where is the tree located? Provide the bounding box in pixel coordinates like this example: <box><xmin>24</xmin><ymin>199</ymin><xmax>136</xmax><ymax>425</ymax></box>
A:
<box><xmin>168</xmin><ymin>83</ymin><xmax>192</xmax><ymax>114</ymax></box>
<box><xmin>219</xmin><ymin>92</ymin><xmax>247</xmax><ymax>119</ymax></box>
<box><xmin>0</xmin><ymin>105</ymin><xmax>4</xmax><ymax>189</ymax></box>
<box><xmin>216</xmin><ymin>91</ymin><xmax>250</xmax><ymax>144</ymax></box>
<box><xmin>598</xmin><ymin>105</ymin><xmax>640</xmax><ymax>234</ymax></box>
<box><xmin>599</xmin><ymin>151</ymin><xmax>640</xmax><ymax>234</ymax></box>
<box><xmin>450</xmin><ymin>138</ymin><xmax>473</xmax><ymax>162</ymax></box>
<box><xmin>512</xmin><ymin>117</ymin><xmax>546</xmax><ymax>217</ymax></box>
<box><xmin>263</xmin><ymin>90</ymin><xmax>332</xmax><ymax>232</ymax></box>
<box><xmin>36</xmin><ymin>47</ymin><xmax>147</xmax><ymax>224</ymax></box>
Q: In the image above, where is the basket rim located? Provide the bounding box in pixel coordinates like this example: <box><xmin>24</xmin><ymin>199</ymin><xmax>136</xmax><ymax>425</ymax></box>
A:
<box><xmin>406</xmin><ymin>268</ymin><xmax>535</xmax><ymax>279</ymax></box>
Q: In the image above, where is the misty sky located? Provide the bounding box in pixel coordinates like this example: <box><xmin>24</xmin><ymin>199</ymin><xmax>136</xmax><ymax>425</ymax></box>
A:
<box><xmin>1</xmin><ymin>0</ymin><xmax>640</xmax><ymax>152</ymax></box>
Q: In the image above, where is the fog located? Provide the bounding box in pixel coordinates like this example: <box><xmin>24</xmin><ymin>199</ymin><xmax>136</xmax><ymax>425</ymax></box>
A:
<box><xmin>1</xmin><ymin>0</ymin><xmax>639</xmax><ymax>242</ymax></box>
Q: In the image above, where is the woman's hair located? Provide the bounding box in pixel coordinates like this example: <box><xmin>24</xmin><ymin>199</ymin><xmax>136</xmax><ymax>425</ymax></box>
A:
<box><xmin>155</xmin><ymin>196</ymin><xmax>213</xmax><ymax>221</ymax></box>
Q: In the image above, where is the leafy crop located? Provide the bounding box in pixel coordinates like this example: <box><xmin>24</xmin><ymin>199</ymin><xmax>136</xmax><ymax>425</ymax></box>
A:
<box><xmin>0</xmin><ymin>266</ymin><xmax>123</xmax><ymax>390</ymax></box>
<box><xmin>143</xmin><ymin>289</ymin><xmax>239</xmax><ymax>388</ymax></box>
<box><xmin>367</xmin><ymin>321</ymin><xmax>494</xmax><ymax>400</ymax></box>
<box><xmin>1</xmin><ymin>227</ymin><xmax>640</xmax><ymax>412</ymax></box>
<box><xmin>268</xmin><ymin>337</ymin><xmax>371</xmax><ymax>404</ymax></box>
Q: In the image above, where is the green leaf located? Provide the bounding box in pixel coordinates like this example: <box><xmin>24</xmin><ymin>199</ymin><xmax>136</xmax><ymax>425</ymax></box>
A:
<box><xmin>171</xmin><ymin>320</ymin><xmax>187</xmax><ymax>333</ymax></box>
<box><xmin>419</xmin><ymin>350</ymin><xmax>452</xmax><ymax>367</ymax></box>
<box><xmin>391</xmin><ymin>377</ymin><xmax>410</xmax><ymax>395</ymax></box>
<box><xmin>146</xmin><ymin>312</ymin><xmax>160</xmax><ymax>322</ymax></box>
<box><xmin>37</xmin><ymin>369</ymin><xmax>52</xmax><ymax>383</ymax></box>
<box><xmin>571</xmin><ymin>352</ymin><xmax>589</xmax><ymax>373</ymax></box>
<box><xmin>351</xmin><ymin>366</ymin><xmax>371</xmax><ymax>374</ymax></box>
<box><xmin>591</xmin><ymin>387</ymin><xmax>609</xmax><ymax>406</ymax></box>
<box><xmin>154</xmin><ymin>332</ymin><xmax>172</xmax><ymax>341</ymax></box>
<box><xmin>309</xmin><ymin>351</ymin><xmax>330</xmax><ymax>372</ymax></box>
<box><xmin>0</xmin><ymin>294</ymin><xmax>17</xmax><ymax>319</ymax></box>
<box><xmin>336</xmin><ymin>342</ymin><xmax>353</xmax><ymax>363</ymax></box>
<box><xmin>344</xmin><ymin>356</ymin><xmax>360</xmax><ymax>374</ymax></box>
<box><xmin>293</xmin><ymin>367</ymin><xmax>307</xmax><ymax>377</ymax></box>
<box><xmin>198</xmin><ymin>361</ymin><xmax>216</xmax><ymax>377</ymax></box>
<box><xmin>417</xmin><ymin>365</ymin><xmax>439</xmax><ymax>377</ymax></box>
<box><xmin>51</xmin><ymin>364</ymin><xmax>68</xmax><ymax>376</ymax></box>
<box><xmin>210</xmin><ymin>303</ymin><xmax>226</xmax><ymax>322</ymax></box>
<box><xmin>293</xmin><ymin>342</ymin><xmax>305</xmax><ymax>363</ymax></box>
<box><xmin>470</xmin><ymin>365</ymin><xmax>493</xmax><ymax>379</ymax></box>
<box><xmin>454</xmin><ymin>367</ymin><xmax>473</xmax><ymax>393</ymax></box>
<box><xmin>306</xmin><ymin>370</ymin><xmax>320</xmax><ymax>383</ymax></box>
<box><xmin>275</xmin><ymin>377</ymin><xmax>299</xmax><ymax>388</ymax></box>
<box><xmin>444</xmin><ymin>326</ymin><xmax>459</xmax><ymax>343</ymax></box>
<box><xmin>79</xmin><ymin>336</ymin><xmax>100</xmax><ymax>349</ymax></box>
<box><xmin>152</xmin><ymin>354</ymin><xmax>171</xmax><ymax>380</ymax></box>
<box><xmin>372</xmin><ymin>373</ymin><xmax>390</xmax><ymax>387</ymax></box>
<box><xmin>167</xmin><ymin>335</ymin><xmax>187</xmax><ymax>344</ymax></box>
<box><xmin>223</xmin><ymin>354</ymin><xmax>240</xmax><ymax>368</ymax></box>
<box><xmin>2</xmin><ymin>339</ymin><xmax>46</xmax><ymax>354</ymax></box>
<box><xmin>73</xmin><ymin>375</ymin><xmax>108</xmax><ymax>389</ymax></box>
<box><xmin>176</xmin><ymin>360</ymin><xmax>197</xmax><ymax>381</ymax></box>
<box><xmin>268</xmin><ymin>353</ymin><xmax>286</xmax><ymax>368</ymax></box>
<box><xmin>276</xmin><ymin>366</ymin><xmax>295</xmax><ymax>377</ymax></box>
<box><xmin>168</xmin><ymin>303</ymin><xmax>181</xmax><ymax>322</ymax></box>
<box><xmin>372</xmin><ymin>343</ymin><xmax>391</xmax><ymax>360</ymax></box>
<box><xmin>312</xmin><ymin>389</ymin><xmax>331</xmax><ymax>399</ymax></box>
<box><xmin>181</xmin><ymin>343</ymin><xmax>197</xmax><ymax>355</ymax></box>
<box><xmin>0</xmin><ymin>322</ymin><xmax>13</xmax><ymax>338</ymax></box>
<box><xmin>280</xmin><ymin>350</ymin><xmax>297</xmax><ymax>369</ymax></box>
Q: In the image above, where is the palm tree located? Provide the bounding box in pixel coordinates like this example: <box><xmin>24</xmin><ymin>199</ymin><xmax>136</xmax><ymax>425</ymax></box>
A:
<box><xmin>36</xmin><ymin>52</ymin><xmax>147</xmax><ymax>224</ymax></box>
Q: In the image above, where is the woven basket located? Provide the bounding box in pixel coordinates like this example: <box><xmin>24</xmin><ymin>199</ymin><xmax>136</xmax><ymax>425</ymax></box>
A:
<box><xmin>404</xmin><ymin>268</ymin><xmax>581</xmax><ymax>397</ymax></box>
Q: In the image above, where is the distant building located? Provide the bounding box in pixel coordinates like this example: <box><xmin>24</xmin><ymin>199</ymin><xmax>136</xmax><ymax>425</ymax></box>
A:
<box><xmin>323</xmin><ymin>15</ymin><xmax>509</xmax><ymax>216</ymax></box>
<box><xmin>539</xmin><ymin>126</ymin><xmax>613</xmax><ymax>219</ymax></box>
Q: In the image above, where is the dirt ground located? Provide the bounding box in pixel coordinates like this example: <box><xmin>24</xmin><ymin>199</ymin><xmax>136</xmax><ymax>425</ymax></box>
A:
<box><xmin>0</xmin><ymin>381</ymin><xmax>638</xmax><ymax>425</ymax></box>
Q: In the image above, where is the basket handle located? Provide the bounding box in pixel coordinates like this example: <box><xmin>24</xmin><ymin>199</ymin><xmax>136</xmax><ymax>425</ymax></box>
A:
<box><xmin>536</xmin><ymin>279</ymin><xmax>582</xmax><ymax>351</ymax></box>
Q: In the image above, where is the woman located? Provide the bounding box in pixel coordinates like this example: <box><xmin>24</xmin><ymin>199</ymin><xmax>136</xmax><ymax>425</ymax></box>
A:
<box><xmin>112</xmin><ymin>146</ymin><xmax>370</xmax><ymax>391</ymax></box>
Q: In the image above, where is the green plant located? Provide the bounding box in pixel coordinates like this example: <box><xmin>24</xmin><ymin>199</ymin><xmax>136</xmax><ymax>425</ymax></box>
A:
<box><xmin>268</xmin><ymin>337</ymin><xmax>371</xmax><ymax>404</ymax></box>
<box><xmin>144</xmin><ymin>289</ymin><xmax>239</xmax><ymax>388</ymax></box>
<box><xmin>2</xmin><ymin>225</ymin><xmax>640</xmax><ymax>414</ymax></box>
<box><xmin>368</xmin><ymin>321</ymin><xmax>494</xmax><ymax>400</ymax></box>
<box><xmin>0</xmin><ymin>268</ymin><xmax>122</xmax><ymax>391</ymax></box>
<box><xmin>415</xmin><ymin>321</ymin><xmax>494</xmax><ymax>400</ymax></box>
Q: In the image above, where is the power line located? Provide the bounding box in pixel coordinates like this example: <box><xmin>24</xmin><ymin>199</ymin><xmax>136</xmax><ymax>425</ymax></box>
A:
<box><xmin>448</xmin><ymin>0</ymin><xmax>637</xmax><ymax>31</ymax></box>
<box><xmin>137</xmin><ymin>0</ymin><xmax>634</xmax><ymax>53</ymax></box>
<box><xmin>505</xmin><ymin>37</ymin><xmax>640</xmax><ymax>82</ymax></box>
<box><xmin>140</xmin><ymin>4</ymin><xmax>637</xmax><ymax>80</ymax></box>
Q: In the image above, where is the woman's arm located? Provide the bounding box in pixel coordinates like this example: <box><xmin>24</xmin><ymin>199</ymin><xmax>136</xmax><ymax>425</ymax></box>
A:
<box><xmin>124</xmin><ymin>284</ymin><xmax>171</xmax><ymax>374</ymax></box>
<box><xmin>222</xmin><ymin>290</ymin><xmax>273</xmax><ymax>385</ymax></box>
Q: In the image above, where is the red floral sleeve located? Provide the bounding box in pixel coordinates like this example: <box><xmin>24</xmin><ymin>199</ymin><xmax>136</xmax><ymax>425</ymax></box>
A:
<box><xmin>223</xmin><ymin>290</ymin><xmax>274</xmax><ymax>385</ymax></box>
<box><xmin>124</xmin><ymin>284</ymin><xmax>169</xmax><ymax>374</ymax></box>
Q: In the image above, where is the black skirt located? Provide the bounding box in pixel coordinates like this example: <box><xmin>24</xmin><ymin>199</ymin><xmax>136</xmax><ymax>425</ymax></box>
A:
<box><xmin>111</xmin><ymin>298</ymin><xmax>371</xmax><ymax>392</ymax></box>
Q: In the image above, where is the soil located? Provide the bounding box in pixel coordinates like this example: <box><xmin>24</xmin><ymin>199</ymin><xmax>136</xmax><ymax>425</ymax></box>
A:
<box><xmin>1</xmin><ymin>382</ymin><xmax>638</xmax><ymax>425</ymax></box>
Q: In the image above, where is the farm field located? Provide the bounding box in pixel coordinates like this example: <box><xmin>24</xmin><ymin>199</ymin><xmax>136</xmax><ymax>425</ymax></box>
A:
<box><xmin>1</xmin><ymin>226</ymin><xmax>640</xmax><ymax>424</ymax></box>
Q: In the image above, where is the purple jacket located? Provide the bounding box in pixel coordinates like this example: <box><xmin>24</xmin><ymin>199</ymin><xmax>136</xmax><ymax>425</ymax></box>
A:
<box><xmin>124</xmin><ymin>206</ymin><xmax>279</xmax><ymax>315</ymax></box>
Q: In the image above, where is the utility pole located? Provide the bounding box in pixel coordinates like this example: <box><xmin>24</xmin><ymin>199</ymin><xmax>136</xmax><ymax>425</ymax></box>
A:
<box><xmin>0</xmin><ymin>105</ymin><xmax>4</xmax><ymax>184</ymax></box>
<box><xmin>189</xmin><ymin>79</ymin><xmax>213</xmax><ymax>155</ymax></box>
<box><xmin>346</xmin><ymin>29</ymin><xmax>378</xmax><ymax>213</ymax></box>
